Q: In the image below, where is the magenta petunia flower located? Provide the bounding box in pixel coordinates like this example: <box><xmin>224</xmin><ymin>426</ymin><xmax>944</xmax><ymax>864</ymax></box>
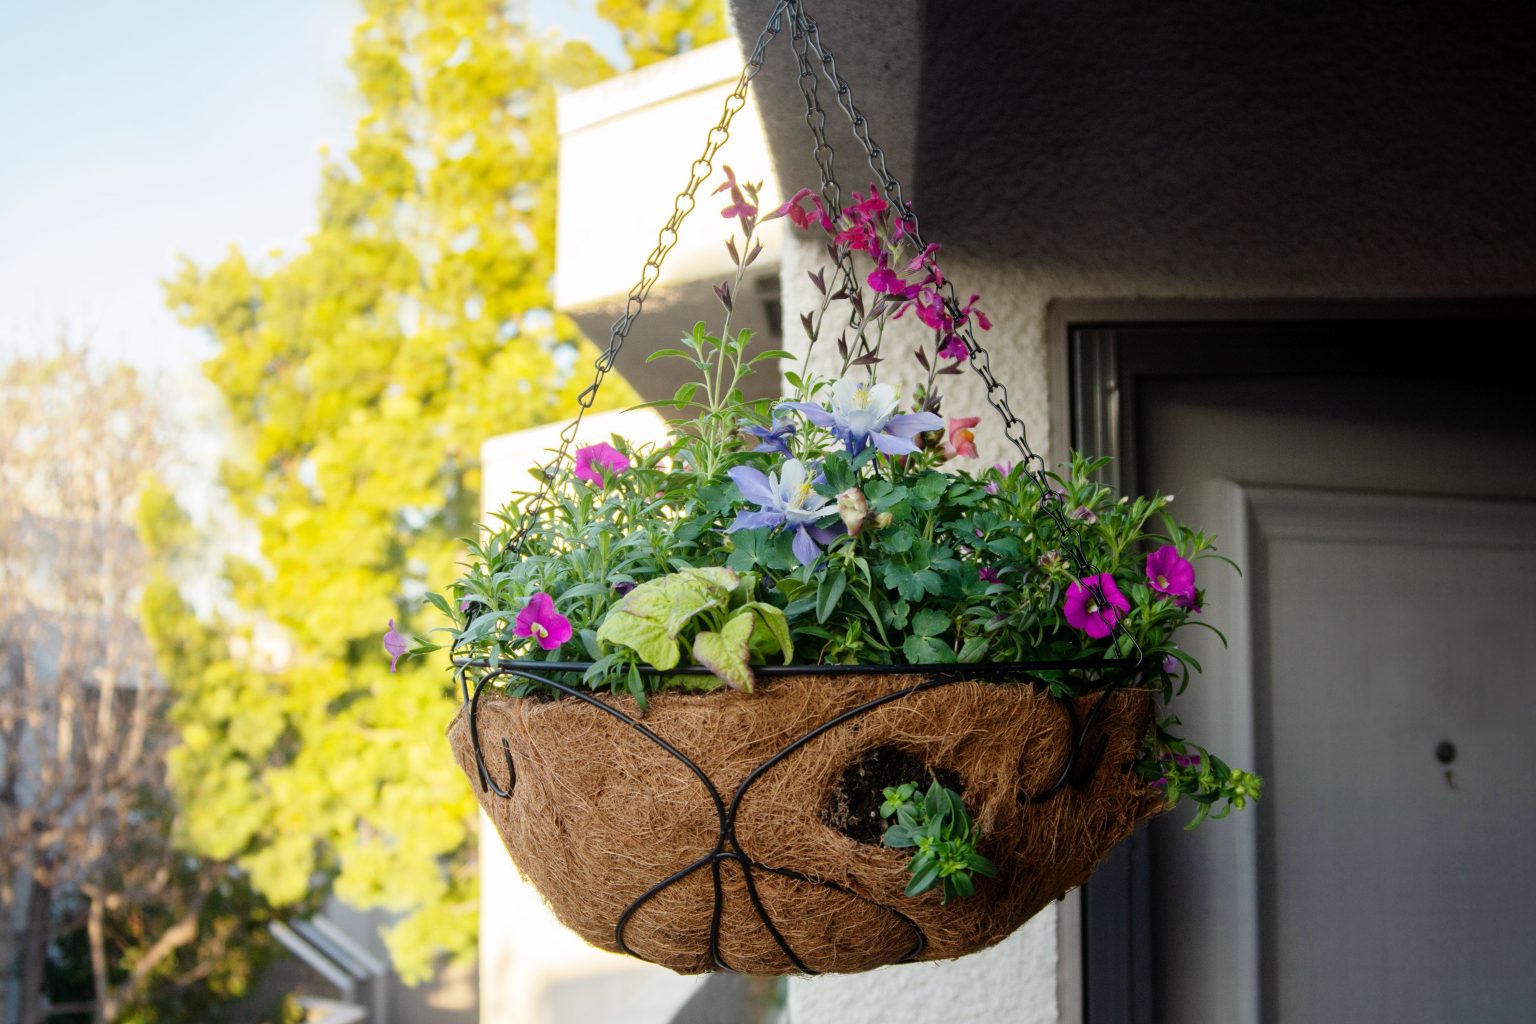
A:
<box><xmin>383</xmin><ymin>619</ymin><xmax>408</xmax><ymax>673</ymax></box>
<box><xmin>514</xmin><ymin>592</ymin><xmax>572</xmax><ymax>651</ymax></box>
<box><xmin>573</xmin><ymin>442</ymin><xmax>629</xmax><ymax>487</ymax></box>
<box><xmin>1062</xmin><ymin>574</ymin><xmax>1130</xmax><ymax>639</ymax></box>
<box><xmin>1146</xmin><ymin>545</ymin><xmax>1196</xmax><ymax>605</ymax></box>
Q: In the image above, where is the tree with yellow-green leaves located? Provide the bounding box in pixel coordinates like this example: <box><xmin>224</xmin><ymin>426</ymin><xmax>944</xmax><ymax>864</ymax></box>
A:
<box><xmin>598</xmin><ymin>0</ymin><xmax>729</xmax><ymax>68</ymax></box>
<box><xmin>163</xmin><ymin>0</ymin><xmax>724</xmax><ymax>981</ymax></box>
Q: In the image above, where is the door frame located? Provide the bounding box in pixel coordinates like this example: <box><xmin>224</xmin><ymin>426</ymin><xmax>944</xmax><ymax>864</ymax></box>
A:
<box><xmin>1045</xmin><ymin>296</ymin><xmax>1536</xmax><ymax>1024</ymax></box>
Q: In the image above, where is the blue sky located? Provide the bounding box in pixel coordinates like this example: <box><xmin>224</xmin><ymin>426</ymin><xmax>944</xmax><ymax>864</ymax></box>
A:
<box><xmin>0</xmin><ymin>0</ymin><xmax>624</xmax><ymax>373</ymax></box>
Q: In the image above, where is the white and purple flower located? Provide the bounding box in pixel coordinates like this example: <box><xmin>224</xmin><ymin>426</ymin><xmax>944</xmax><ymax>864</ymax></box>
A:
<box><xmin>727</xmin><ymin>458</ymin><xmax>842</xmax><ymax>566</ymax></box>
<box><xmin>779</xmin><ymin>378</ymin><xmax>942</xmax><ymax>456</ymax></box>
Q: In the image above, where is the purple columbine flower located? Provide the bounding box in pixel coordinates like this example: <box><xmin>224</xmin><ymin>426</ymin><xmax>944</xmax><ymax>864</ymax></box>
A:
<box><xmin>779</xmin><ymin>378</ymin><xmax>942</xmax><ymax>456</ymax></box>
<box><xmin>383</xmin><ymin>619</ymin><xmax>408</xmax><ymax>673</ymax></box>
<box><xmin>514</xmin><ymin>592</ymin><xmax>572</xmax><ymax>651</ymax></box>
<box><xmin>1146</xmin><ymin>545</ymin><xmax>1196</xmax><ymax>606</ymax></box>
<box><xmin>727</xmin><ymin>458</ymin><xmax>842</xmax><ymax>566</ymax></box>
<box><xmin>574</xmin><ymin>442</ymin><xmax>629</xmax><ymax>488</ymax></box>
<box><xmin>1062</xmin><ymin>573</ymin><xmax>1130</xmax><ymax>639</ymax></box>
<box><xmin>743</xmin><ymin>418</ymin><xmax>796</xmax><ymax>456</ymax></box>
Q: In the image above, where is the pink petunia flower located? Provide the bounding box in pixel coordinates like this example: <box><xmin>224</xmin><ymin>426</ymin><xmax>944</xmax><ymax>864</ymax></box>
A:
<box><xmin>946</xmin><ymin>416</ymin><xmax>980</xmax><ymax>458</ymax></box>
<box><xmin>1145</xmin><ymin>545</ymin><xmax>1197</xmax><ymax>605</ymax></box>
<box><xmin>383</xmin><ymin>619</ymin><xmax>408</xmax><ymax>673</ymax></box>
<box><xmin>514</xmin><ymin>592</ymin><xmax>572</xmax><ymax>651</ymax></box>
<box><xmin>1062</xmin><ymin>574</ymin><xmax>1130</xmax><ymax>639</ymax></box>
<box><xmin>573</xmin><ymin>442</ymin><xmax>629</xmax><ymax>487</ymax></box>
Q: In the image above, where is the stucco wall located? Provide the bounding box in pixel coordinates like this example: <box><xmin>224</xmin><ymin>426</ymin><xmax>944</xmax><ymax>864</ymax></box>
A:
<box><xmin>729</xmin><ymin>1</ymin><xmax>1536</xmax><ymax>1020</ymax></box>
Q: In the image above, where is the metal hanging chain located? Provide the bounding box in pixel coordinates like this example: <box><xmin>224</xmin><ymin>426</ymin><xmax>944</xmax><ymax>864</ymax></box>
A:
<box><xmin>493</xmin><ymin>0</ymin><xmax>1133</xmax><ymax>661</ymax></box>
<box><xmin>787</xmin><ymin>16</ymin><xmax>865</xmax><ymax>349</ymax></box>
<box><xmin>786</xmin><ymin>3</ymin><xmax>1121</xmax><ymax>636</ymax></box>
<box><xmin>507</xmin><ymin>0</ymin><xmax>793</xmax><ymax>557</ymax></box>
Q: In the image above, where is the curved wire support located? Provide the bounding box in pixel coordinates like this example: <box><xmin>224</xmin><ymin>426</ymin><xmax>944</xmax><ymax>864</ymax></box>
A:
<box><xmin>460</xmin><ymin>658</ymin><xmax>1141</xmax><ymax>974</ymax></box>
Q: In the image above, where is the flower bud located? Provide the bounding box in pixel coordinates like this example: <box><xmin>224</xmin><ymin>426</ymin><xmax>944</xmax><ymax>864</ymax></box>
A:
<box><xmin>873</xmin><ymin>511</ymin><xmax>894</xmax><ymax>530</ymax></box>
<box><xmin>837</xmin><ymin>487</ymin><xmax>870</xmax><ymax>537</ymax></box>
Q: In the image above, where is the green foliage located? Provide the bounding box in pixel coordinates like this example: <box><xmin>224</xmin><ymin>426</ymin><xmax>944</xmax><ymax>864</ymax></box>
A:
<box><xmin>598</xmin><ymin>0</ymin><xmax>730</xmax><ymax>68</ymax></box>
<box><xmin>1137</xmin><ymin>719</ymin><xmax>1265</xmax><ymax>828</ymax></box>
<box><xmin>160</xmin><ymin>0</ymin><xmax>718</xmax><ymax>982</ymax></box>
<box><xmin>592</xmin><ymin>568</ymin><xmax>791</xmax><ymax>694</ymax></box>
<box><xmin>879</xmin><ymin>781</ymin><xmax>997</xmax><ymax>903</ymax></box>
<box><xmin>435</xmin><ymin>446</ymin><xmax>1209</xmax><ymax>695</ymax></box>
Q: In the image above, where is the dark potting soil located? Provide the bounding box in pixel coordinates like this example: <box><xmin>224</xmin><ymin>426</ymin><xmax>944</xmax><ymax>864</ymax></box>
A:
<box><xmin>821</xmin><ymin>744</ymin><xmax>964</xmax><ymax>846</ymax></box>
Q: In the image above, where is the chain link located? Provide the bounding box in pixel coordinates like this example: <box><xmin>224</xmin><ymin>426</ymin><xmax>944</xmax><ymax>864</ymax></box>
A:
<box><xmin>510</xmin><ymin>1</ymin><xmax>793</xmax><ymax>555</ymax></box>
<box><xmin>787</xmin><ymin>15</ymin><xmax>864</xmax><ymax>347</ymax></box>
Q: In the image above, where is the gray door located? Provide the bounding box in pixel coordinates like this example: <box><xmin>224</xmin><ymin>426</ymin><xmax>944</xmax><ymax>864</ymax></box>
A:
<box><xmin>1134</xmin><ymin>358</ymin><xmax>1536</xmax><ymax>1022</ymax></box>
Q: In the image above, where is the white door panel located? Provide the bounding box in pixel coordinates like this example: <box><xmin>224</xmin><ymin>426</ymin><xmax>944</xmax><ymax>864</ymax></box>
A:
<box><xmin>1142</xmin><ymin>376</ymin><xmax>1536</xmax><ymax>1024</ymax></box>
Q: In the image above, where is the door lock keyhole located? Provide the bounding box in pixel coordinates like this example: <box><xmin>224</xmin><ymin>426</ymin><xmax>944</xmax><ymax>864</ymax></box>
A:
<box><xmin>1436</xmin><ymin>739</ymin><xmax>1457</xmax><ymax>789</ymax></box>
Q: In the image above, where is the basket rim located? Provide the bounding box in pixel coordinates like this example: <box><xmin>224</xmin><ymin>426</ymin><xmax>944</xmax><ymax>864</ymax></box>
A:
<box><xmin>451</xmin><ymin>657</ymin><xmax>1143</xmax><ymax>677</ymax></box>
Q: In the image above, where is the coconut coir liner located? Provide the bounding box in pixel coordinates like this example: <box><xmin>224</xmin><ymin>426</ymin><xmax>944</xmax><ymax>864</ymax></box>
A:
<box><xmin>447</xmin><ymin>672</ymin><xmax>1165</xmax><ymax>974</ymax></box>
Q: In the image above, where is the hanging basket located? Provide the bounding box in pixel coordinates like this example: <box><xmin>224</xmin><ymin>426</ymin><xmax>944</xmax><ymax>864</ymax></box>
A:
<box><xmin>448</xmin><ymin>664</ymin><xmax>1165</xmax><ymax>974</ymax></box>
<box><xmin>441</xmin><ymin>0</ymin><xmax>1181</xmax><ymax>977</ymax></box>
